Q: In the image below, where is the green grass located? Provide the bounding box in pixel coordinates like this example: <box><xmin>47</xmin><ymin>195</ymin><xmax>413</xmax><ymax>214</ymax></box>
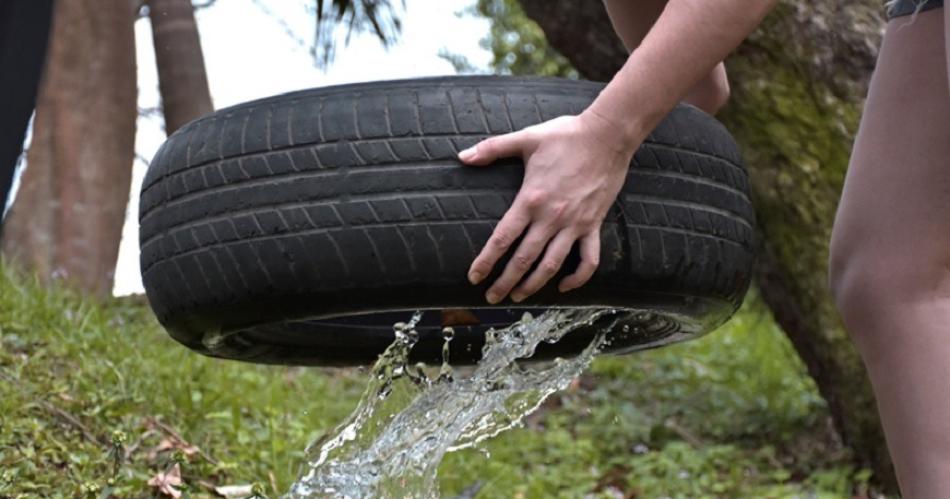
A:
<box><xmin>0</xmin><ymin>264</ymin><xmax>874</xmax><ymax>498</ymax></box>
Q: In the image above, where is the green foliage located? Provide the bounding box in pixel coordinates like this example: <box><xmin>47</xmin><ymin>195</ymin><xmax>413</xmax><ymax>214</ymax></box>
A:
<box><xmin>0</xmin><ymin>265</ymin><xmax>366</xmax><ymax>497</ymax></box>
<box><xmin>0</xmin><ymin>264</ymin><xmax>878</xmax><ymax>496</ymax></box>
<box><xmin>442</xmin><ymin>0</ymin><xmax>577</xmax><ymax>78</ymax></box>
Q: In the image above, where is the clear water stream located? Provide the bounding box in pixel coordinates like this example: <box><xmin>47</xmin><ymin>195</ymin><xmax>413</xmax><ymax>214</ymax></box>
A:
<box><xmin>284</xmin><ymin>308</ymin><xmax>620</xmax><ymax>498</ymax></box>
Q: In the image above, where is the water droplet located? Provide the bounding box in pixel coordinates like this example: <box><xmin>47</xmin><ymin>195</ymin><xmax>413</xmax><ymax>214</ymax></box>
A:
<box><xmin>622</xmin><ymin>324</ymin><xmax>630</xmax><ymax>333</ymax></box>
<box><xmin>408</xmin><ymin>310</ymin><xmax>425</xmax><ymax>328</ymax></box>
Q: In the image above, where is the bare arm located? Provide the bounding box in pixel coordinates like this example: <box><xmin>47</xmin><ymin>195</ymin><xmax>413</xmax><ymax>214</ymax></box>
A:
<box><xmin>588</xmin><ymin>0</ymin><xmax>776</xmax><ymax>147</ymax></box>
<box><xmin>460</xmin><ymin>0</ymin><xmax>776</xmax><ymax>304</ymax></box>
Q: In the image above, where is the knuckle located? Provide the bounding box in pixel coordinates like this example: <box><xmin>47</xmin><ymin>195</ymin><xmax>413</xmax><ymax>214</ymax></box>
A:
<box><xmin>492</xmin><ymin>280</ymin><xmax>515</xmax><ymax>295</ymax></box>
<box><xmin>582</xmin><ymin>259</ymin><xmax>599</xmax><ymax>274</ymax></box>
<box><xmin>512</xmin><ymin>253</ymin><xmax>533</xmax><ymax>271</ymax></box>
<box><xmin>579</xmin><ymin>215</ymin><xmax>600</xmax><ymax>227</ymax></box>
<box><xmin>540</xmin><ymin>259</ymin><xmax>560</xmax><ymax>275</ymax></box>
<box><xmin>522</xmin><ymin>189</ymin><xmax>547</xmax><ymax>209</ymax></box>
<box><xmin>490</xmin><ymin>232</ymin><xmax>512</xmax><ymax>249</ymax></box>
<box><xmin>585</xmin><ymin>256</ymin><xmax>600</xmax><ymax>269</ymax></box>
<box><xmin>519</xmin><ymin>127</ymin><xmax>537</xmax><ymax>143</ymax></box>
<box><xmin>549</xmin><ymin>201</ymin><xmax>569</xmax><ymax>222</ymax></box>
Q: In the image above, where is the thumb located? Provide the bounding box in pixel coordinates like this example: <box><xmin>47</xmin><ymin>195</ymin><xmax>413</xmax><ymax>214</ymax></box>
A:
<box><xmin>458</xmin><ymin>129</ymin><xmax>531</xmax><ymax>166</ymax></box>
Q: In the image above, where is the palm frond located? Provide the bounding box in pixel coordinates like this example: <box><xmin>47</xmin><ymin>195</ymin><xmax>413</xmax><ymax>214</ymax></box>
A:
<box><xmin>313</xmin><ymin>0</ymin><xmax>405</xmax><ymax>68</ymax></box>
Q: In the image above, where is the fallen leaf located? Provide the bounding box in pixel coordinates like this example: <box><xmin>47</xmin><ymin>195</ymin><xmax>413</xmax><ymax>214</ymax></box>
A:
<box><xmin>148</xmin><ymin>437</ymin><xmax>200</xmax><ymax>461</ymax></box>
<box><xmin>147</xmin><ymin>463</ymin><xmax>183</xmax><ymax>498</ymax></box>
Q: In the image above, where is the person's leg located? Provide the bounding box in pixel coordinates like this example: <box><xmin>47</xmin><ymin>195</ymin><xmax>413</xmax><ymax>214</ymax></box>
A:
<box><xmin>601</xmin><ymin>0</ymin><xmax>730</xmax><ymax>114</ymax></box>
<box><xmin>828</xmin><ymin>8</ymin><xmax>950</xmax><ymax>496</ymax></box>
<box><xmin>0</xmin><ymin>0</ymin><xmax>54</xmax><ymax>228</ymax></box>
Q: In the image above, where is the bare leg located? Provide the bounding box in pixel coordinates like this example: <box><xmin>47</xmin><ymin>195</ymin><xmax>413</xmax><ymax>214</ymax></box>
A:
<box><xmin>828</xmin><ymin>9</ymin><xmax>950</xmax><ymax>497</ymax></box>
<box><xmin>602</xmin><ymin>0</ymin><xmax>730</xmax><ymax>114</ymax></box>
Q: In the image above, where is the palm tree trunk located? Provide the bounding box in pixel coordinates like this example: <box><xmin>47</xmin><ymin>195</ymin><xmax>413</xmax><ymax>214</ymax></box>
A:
<box><xmin>147</xmin><ymin>0</ymin><xmax>213</xmax><ymax>134</ymax></box>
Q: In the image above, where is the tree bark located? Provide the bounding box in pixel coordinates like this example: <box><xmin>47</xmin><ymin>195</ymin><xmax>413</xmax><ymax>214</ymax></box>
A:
<box><xmin>518</xmin><ymin>0</ymin><xmax>625</xmax><ymax>82</ymax></box>
<box><xmin>147</xmin><ymin>0</ymin><xmax>213</xmax><ymax>134</ymax></box>
<box><xmin>518</xmin><ymin>0</ymin><xmax>897</xmax><ymax>492</ymax></box>
<box><xmin>1</xmin><ymin>0</ymin><xmax>138</xmax><ymax>297</ymax></box>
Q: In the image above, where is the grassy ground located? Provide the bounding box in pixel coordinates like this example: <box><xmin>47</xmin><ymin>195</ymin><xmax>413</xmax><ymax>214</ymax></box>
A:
<box><xmin>0</xmin><ymin>264</ymin><xmax>877</xmax><ymax>498</ymax></box>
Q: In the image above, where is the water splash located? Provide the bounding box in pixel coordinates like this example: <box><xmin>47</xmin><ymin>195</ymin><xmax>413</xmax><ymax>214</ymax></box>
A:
<box><xmin>285</xmin><ymin>308</ymin><xmax>619</xmax><ymax>498</ymax></box>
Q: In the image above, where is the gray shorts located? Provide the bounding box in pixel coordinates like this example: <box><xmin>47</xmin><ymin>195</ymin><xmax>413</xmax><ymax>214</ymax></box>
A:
<box><xmin>887</xmin><ymin>0</ymin><xmax>944</xmax><ymax>19</ymax></box>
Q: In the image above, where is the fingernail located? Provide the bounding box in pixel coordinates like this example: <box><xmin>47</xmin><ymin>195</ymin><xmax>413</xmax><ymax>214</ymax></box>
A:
<box><xmin>485</xmin><ymin>291</ymin><xmax>500</xmax><ymax>304</ymax></box>
<box><xmin>510</xmin><ymin>292</ymin><xmax>524</xmax><ymax>303</ymax></box>
<box><xmin>468</xmin><ymin>270</ymin><xmax>483</xmax><ymax>285</ymax></box>
<box><xmin>459</xmin><ymin>147</ymin><xmax>476</xmax><ymax>161</ymax></box>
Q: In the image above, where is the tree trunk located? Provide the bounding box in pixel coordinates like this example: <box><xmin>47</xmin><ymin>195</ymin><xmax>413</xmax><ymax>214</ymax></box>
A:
<box><xmin>518</xmin><ymin>0</ymin><xmax>898</xmax><ymax>492</ymax></box>
<box><xmin>517</xmin><ymin>0</ymin><xmax>624</xmax><ymax>82</ymax></box>
<box><xmin>1</xmin><ymin>0</ymin><xmax>137</xmax><ymax>297</ymax></box>
<box><xmin>147</xmin><ymin>0</ymin><xmax>213</xmax><ymax>134</ymax></box>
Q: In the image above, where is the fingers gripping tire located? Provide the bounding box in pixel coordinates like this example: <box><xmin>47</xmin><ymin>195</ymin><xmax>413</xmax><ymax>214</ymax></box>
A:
<box><xmin>139</xmin><ymin>76</ymin><xmax>756</xmax><ymax>366</ymax></box>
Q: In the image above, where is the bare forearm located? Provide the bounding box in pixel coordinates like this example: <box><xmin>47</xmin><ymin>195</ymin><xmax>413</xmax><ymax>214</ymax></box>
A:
<box><xmin>587</xmin><ymin>0</ymin><xmax>776</xmax><ymax>147</ymax></box>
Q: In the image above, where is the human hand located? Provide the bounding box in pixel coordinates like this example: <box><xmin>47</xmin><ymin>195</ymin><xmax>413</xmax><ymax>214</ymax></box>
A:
<box><xmin>458</xmin><ymin>110</ymin><xmax>642</xmax><ymax>304</ymax></box>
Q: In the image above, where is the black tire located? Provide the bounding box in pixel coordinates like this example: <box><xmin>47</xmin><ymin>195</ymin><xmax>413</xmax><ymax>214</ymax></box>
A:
<box><xmin>139</xmin><ymin>76</ymin><xmax>755</xmax><ymax>366</ymax></box>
